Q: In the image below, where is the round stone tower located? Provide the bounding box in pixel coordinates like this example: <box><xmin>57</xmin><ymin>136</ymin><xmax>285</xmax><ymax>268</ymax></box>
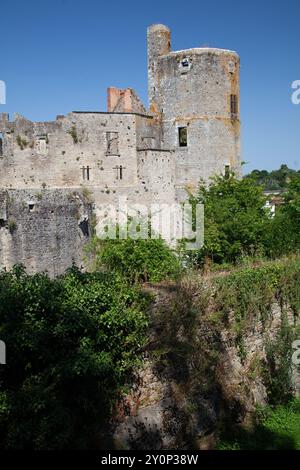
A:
<box><xmin>147</xmin><ymin>24</ymin><xmax>171</xmax><ymax>113</ymax></box>
<box><xmin>147</xmin><ymin>24</ymin><xmax>241</xmax><ymax>201</ymax></box>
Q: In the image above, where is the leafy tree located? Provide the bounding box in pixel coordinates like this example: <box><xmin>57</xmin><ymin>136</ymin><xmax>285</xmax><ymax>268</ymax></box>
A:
<box><xmin>190</xmin><ymin>173</ymin><xmax>270</xmax><ymax>265</ymax></box>
<box><xmin>0</xmin><ymin>266</ymin><xmax>148</xmax><ymax>449</ymax></box>
<box><xmin>264</xmin><ymin>173</ymin><xmax>300</xmax><ymax>258</ymax></box>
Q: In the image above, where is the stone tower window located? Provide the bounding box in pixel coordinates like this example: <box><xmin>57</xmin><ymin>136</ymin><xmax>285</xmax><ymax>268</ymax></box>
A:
<box><xmin>179</xmin><ymin>57</ymin><xmax>192</xmax><ymax>74</ymax></box>
<box><xmin>81</xmin><ymin>165</ymin><xmax>90</xmax><ymax>181</ymax></box>
<box><xmin>0</xmin><ymin>133</ymin><xmax>3</xmax><ymax>156</ymax></box>
<box><xmin>178</xmin><ymin>127</ymin><xmax>187</xmax><ymax>147</ymax></box>
<box><xmin>230</xmin><ymin>94</ymin><xmax>238</xmax><ymax>117</ymax></box>
<box><xmin>225</xmin><ymin>164</ymin><xmax>230</xmax><ymax>178</ymax></box>
<box><xmin>106</xmin><ymin>132</ymin><xmax>119</xmax><ymax>155</ymax></box>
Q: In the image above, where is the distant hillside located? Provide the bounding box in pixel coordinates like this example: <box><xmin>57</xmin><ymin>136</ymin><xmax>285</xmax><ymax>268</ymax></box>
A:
<box><xmin>244</xmin><ymin>165</ymin><xmax>300</xmax><ymax>190</ymax></box>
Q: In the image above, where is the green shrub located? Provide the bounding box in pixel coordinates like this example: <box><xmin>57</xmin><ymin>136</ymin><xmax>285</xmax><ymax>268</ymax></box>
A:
<box><xmin>0</xmin><ymin>265</ymin><xmax>149</xmax><ymax>449</ymax></box>
<box><xmin>213</xmin><ymin>258</ymin><xmax>300</xmax><ymax>370</ymax></box>
<box><xmin>86</xmin><ymin>234</ymin><xmax>181</xmax><ymax>284</ymax></box>
<box><xmin>263</xmin><ymin>319</ymin><xmax>296</xmax><ymax>404</ymax></box>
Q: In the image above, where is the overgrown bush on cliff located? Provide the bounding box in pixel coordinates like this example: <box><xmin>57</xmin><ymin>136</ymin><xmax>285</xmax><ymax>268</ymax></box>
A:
<box><xmin>214</xmin><ymin>258</ymin><xmax>300</xmax><ymax>366</ymax></box>
<box><xmin>86</xmin><ymin>232</ymin><xmax>181</xmax><ymax>284</ymax></box>
<box><xmin>263</xmin><ymin>319</ymin><xmax>296</xmax><ymax>404</ymax></box>
<box><xmin>0</xmin><ymin>265</ymin><xmax>149</xmax><ymax>449</ymax></box>
<box><xmin>214</xmin><ymin>261</ymin><xmax>283</xmax><ymax>326</ymax></box>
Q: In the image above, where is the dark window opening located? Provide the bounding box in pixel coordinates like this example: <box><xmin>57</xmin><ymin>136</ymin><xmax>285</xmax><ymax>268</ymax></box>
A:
<box><xmin>82</xmin><ymin>165</ymin><xmax>90</xmax><ymax>181</ymax></box>
<box><xmin>79</xmin><ymin>218</ymin><xmax>89</xmax><ymax>237</ymax></box>
<box><xmin>230</xmin><ymin>94</ymin><xmax>238</xmax><ymax>116</ymax></box>
<box><xmin>178</xmin><ymin>127</ymin><xmax>187</xmax><ymax>147</ymax></box>
<box><xmin>181</xmin><ymin>59</ymin><xmax>189</xmax><ymax>67</ymax></box>
<box><xmin>0</xmin><ymin>133</ymin><xmax>3</xmax><ymax>156</ymax></box>
<box><xmin>225</xmin><ymin>165</ymin><xmax>230</xmax><ymax>179</ymax></box>
<box><xmin>28</xmin><ymin>204</ymin><xmax>35</xmax><ymax>212</ymax></box>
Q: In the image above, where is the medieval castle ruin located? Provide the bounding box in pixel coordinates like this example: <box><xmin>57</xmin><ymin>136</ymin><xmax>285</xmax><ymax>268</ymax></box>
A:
<box><xmin>0</xmin><ymin>24</ymin><xmax>241</xmax><ymax>275</ymax></box>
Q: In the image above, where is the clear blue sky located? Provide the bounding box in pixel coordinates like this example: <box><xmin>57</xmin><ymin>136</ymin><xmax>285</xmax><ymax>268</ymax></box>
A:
<box><xmin>1</xmin><ymin>0</ymin><xmax>299</xmax><ymax>172</ymax></box>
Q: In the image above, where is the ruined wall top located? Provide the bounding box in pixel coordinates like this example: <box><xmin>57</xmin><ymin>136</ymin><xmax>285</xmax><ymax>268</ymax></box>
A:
<box><xmin>107</xmin><ymin>87</ymin><xmax>147</xmax><ymax>114</ymax></box>
<box><xmin>147</xmin><ymin>24</ymin><xmax>170</xmax><ymax>33</ymax></box>
<box><xmin>163</xmin><ymin>47</ymin><xmax>239</xmax><ymax>59</ymax></box>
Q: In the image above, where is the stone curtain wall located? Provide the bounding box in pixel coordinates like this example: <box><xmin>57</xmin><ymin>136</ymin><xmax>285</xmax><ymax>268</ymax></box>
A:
<box><xmin>0</xmin><ymin>189</ymin><xmax>91</xmax><ymax>277</ymax></box>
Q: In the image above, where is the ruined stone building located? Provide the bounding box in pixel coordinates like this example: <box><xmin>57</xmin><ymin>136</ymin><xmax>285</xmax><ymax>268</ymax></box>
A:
<box><xmin>0</xmin><ymin>24</ymin><xmax>241</xmax><ymax>275</ymax></box>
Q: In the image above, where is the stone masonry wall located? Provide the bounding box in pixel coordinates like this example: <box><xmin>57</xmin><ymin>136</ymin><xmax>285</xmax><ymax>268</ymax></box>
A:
<box><xmin>0</xmin><ymin>189</ymin><xmax>92</xmax><ymax>277</ymax></box>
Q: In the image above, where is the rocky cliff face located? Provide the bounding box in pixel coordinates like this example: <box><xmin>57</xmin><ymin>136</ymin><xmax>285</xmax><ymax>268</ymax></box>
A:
<box><xmin>110</xmin><ymin>277</ymin><xmax>300</xmax><ymax>450</ymax></box>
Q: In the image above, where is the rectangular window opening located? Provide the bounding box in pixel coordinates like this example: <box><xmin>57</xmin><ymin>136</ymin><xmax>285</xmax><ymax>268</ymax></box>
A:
<box><xmin>230</xmin><ymin>94</ymin><xmax>238</xmax><ymax>116</ymax></box>
<box><xmin>35</xmin><ymin>136</ymin><xmax>48</xmax><ymax>155</ymax></box>
<box><xmin>0</xmin><ymin>133</ymin><xmax>3</xmax><ymax>156</ymax></box>
<box><xmin>225</xmin><ymin>165</ymin><xmax>230</xmax><ymax>178</ymax></box>
<box><xmin>178</xmin><ymin>127</ymin><xmax>187</xmax><ymax>147</ymax></box>
<box><xmin>106</xmin><ymin>131</ymin><xmax>119</xmax><ymax>155</ymax></box>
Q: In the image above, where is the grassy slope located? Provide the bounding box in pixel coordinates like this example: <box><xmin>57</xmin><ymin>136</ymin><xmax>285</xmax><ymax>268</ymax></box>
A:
<box><xmin>218</xmin><ymin>399</ymin><xmax>300</xmax><ymax>450</ymax></box>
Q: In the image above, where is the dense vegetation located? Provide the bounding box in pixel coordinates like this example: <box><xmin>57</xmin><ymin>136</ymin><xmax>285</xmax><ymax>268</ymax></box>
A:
<box><xmin>190</xmin><ymin>174</ymin><xmax>269</xmax><ymax>265</ymax></box>
<box><xmin>0</xmin><ymin>234</ymin><xmax>180</xmax><ymax>449</ymax></box>
<box><xmin>189</xmin><ymin>171</ymin><xmax>300</xmax><ymax>266</ymax></box>
<box><xmin>214</xmin><ymin>258</ymin><xmax>300</xmax><ymax>400</ymax></box>
<box><xmin>86</xmin><ymin>235</ymin><xmax>181</xmax><ymax>283</ymax></box>
<box><xmin>0</xmin><ymin>266</ymin><xmax>149</xmax><ymax>449</ymax></box>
